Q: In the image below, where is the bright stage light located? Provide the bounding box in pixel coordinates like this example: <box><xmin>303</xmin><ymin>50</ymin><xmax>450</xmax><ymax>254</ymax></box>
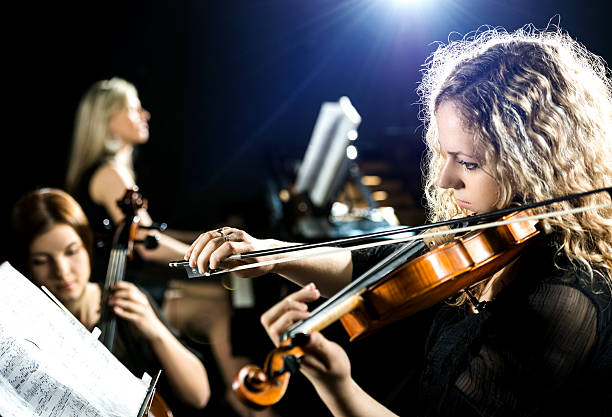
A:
<box><xmin>346</xmin><ymin>145</ymin><xmax>358</xmax><ymax>160</ymax></box>
<box><xmin>390</xmin><ymin>0</ymin><xmax>423</xmax><ymax>5</ymax></box>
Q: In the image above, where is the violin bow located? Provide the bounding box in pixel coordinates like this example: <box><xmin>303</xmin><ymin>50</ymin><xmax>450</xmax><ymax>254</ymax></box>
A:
<box><xmin>169</xmin><ymin>186</ymin><xmax>612</xmax><ymax>277</ymax></box>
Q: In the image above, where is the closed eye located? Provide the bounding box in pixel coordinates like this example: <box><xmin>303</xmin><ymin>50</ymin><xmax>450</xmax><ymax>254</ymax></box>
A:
<box><xmin>65</xmin><ymin>245</ymin><xmax>82</xmax><ymax>256</ymax></box>
<box><xmin>30</xmin><ymin>256</ymin><xmax>49</xmax><ymax>266</ymax></box>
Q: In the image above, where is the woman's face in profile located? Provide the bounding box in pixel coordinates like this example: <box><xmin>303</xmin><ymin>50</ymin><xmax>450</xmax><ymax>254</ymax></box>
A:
<box><xmin>108</xmin><ymin>91</ymin><xmax>150</xmax><ymax>145</ymax></box>
<box><xmin>435</xmin><ymin>101</ymin><xmax>500</xmax><ymax>214</ymax></box>
<box><xmin>28</xmin><ymin>223</ymin><xmax>91</xmax><ymax>304</ymax></box>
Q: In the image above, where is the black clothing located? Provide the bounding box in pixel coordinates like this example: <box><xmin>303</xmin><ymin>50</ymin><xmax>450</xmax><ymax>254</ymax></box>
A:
<box><xmin>74</xmin><ymin>162</ymin><xmax>112</xmax><ymax>243</ymax></box>
<box><xmin>97</xmin><ymin>284</ymin><xmax>206</xmax><ymax>416</ymax></box>
<box><xmin>351</xmin><ymin>233</ymin><xmax>612</xmax><ymax>416</ymax></box>
<box><xmin>73</xmin><ymin>163</ymin><xmax>174</xmax><ymax>305</ymax></box>
<box><xmin>73</xmin><ymin>162</ymin><xmax>115</xmax><ymax>285</ymax></box>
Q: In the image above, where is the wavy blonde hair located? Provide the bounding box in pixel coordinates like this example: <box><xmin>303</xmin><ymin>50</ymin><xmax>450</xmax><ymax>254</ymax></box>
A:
<box><xmin>417</xmin><ymin>23</ymin><xmax>612</xmax><ymax>299</ymax></box>
<box><xmin>65</xmin><ymin>77</ymin><xmax>137</xmax><ymax>193</ymax></box>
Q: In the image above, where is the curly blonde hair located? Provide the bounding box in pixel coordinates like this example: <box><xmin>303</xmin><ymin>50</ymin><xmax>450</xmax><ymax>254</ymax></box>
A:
<box><xmin>65</xmin><ymin>77</ymin><xmax>138</xmax><ymax>193</ymax></box>
<box><xmin>417</xmin><ymin>23</ymin><xmax>612</xmax><ymax>297</ymax></box>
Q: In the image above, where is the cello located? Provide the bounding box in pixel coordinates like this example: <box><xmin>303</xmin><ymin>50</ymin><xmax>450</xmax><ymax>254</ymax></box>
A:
<box><xmin>98</xmin><ymin>187</ymin><xmax>173</xmax><ymax>417</ymax></box>
<box><xmin>228</xmin><ymin>187</ymin><xmax>612</xmax><ymax>409</ymax></box>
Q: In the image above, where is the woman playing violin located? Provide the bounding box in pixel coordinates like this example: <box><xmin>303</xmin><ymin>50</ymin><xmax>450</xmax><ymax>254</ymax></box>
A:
<box><xmin>10</xmin><ymin>188</ymin><xmax>211</xmax><ymax>415</ymax></box>
<box><xmin>185</xmin><ymin>24</ymin><xmax>612</xmax><ymax>416</ymax></box>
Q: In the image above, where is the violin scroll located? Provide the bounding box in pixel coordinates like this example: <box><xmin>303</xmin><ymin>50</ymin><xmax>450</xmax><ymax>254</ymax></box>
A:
<box><xmin>232</xmin><ymin>340</ymin><xmax>305</xmax><ymax>409</ymax></box>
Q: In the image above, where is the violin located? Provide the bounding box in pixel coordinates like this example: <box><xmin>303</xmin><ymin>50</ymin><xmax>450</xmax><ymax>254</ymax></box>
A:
<box><xmin>165</xmin><ymin>187</ymin><xmax>611</xmax><ymax>409</ymax></box>
<box><xmin>98</xmin><ymin>187</ymin><xmax>173</xmax><ymax>417</ymax></box>
<box><xmin>231</xmin><ymin>209</ymin><xmax>541</xmax><ymax>409</ymax></box>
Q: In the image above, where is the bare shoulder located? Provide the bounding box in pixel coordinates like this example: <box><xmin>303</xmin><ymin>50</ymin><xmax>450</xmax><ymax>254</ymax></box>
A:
<box><xmin>89</xmin><ymin>162</ymin><xmax>136</xmax><ymax>206</ymax></box>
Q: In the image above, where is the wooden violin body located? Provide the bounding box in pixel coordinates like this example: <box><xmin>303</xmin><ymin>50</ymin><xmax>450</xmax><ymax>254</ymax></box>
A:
<box><xmin>341</xmin><ymin>210</ymin><xmax>539</xmax><ymax>340</ymax></box>
<box><xmin>233</xmin><ymin>210</ymin><xmax>541</xmax><ymax>408</ymax></box>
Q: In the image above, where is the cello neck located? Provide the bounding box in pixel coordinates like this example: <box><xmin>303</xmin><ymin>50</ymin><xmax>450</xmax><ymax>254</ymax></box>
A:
<box><xmin>97</xmin><ymin>189</ymin><xmax>141</xmax><ymax>352</ymax></box>
<box><xmin>99</xmin><ymin>247</ymin><xmax>129</xmax><ymax>351</ymax></box>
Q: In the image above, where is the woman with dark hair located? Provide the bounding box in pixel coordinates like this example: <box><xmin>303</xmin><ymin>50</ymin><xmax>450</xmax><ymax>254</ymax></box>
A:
<box><xmin>10</xmin><ymin>188</ymin><xmax>211</xmax><ymax>415</ymax></box>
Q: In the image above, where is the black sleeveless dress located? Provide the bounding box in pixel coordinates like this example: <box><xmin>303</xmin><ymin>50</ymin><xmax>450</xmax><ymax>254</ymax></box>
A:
<box><xmin>71</xmin><ymin>162</ymin><xmax>173</xmax><ymax>305</ymax></box>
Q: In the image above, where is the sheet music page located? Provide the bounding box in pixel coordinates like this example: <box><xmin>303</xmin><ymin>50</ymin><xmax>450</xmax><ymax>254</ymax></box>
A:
<box><xmin>0</xmin><ymin>262</ymin><xmax>148</xmax><ymax>417</ymax></box>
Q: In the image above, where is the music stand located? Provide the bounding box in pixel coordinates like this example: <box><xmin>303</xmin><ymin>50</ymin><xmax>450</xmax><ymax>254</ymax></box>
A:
<box><xmin>294</xmin><ymin>96</ymin><xmax>362</xmax><ymax>215</ymax></box>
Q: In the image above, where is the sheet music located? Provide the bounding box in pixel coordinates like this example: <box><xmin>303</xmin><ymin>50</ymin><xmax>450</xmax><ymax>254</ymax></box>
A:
<box><xmin>0</xmin><ymin>262</ymin><xmax>148</xmax><ymax>417</ymax></box>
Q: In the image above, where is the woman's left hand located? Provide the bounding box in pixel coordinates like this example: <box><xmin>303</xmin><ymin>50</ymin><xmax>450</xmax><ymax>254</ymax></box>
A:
<box><xmin>260</xmin><ymin>284</ymin><xmax>352</xmax><ymax>385</ymax></box>
<box><xmin>108</xmin><ymin>281</ymin><xmax>164</xmax><ymax>341</ymax></box>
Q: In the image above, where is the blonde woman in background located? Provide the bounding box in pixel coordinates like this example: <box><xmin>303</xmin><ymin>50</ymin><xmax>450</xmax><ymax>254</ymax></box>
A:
<box><xmin>66</xmin><ymin>77</ymin><xmax>192</xmax><ymax>266</ymax></box>
<box><xmin>66</xmin><ymin>77</ymin><xmax>281</xmax><ymax>417</ymax></box>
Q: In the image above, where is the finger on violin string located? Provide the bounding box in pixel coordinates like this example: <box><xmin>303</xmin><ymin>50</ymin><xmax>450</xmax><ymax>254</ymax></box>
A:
<box><xmin>262</xmin><ymin>284</ymin><xmax>320</xmax><ymax>326</ymax></box>
<box><xmin>268</xmin><ymin>310</ymin><xmax>311</xmax><ymax>346</ymax></box>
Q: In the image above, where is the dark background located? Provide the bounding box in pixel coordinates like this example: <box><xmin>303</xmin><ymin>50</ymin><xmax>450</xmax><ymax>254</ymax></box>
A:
<box><xmin>2</xmin><ymin>1</ymin><xmax>610</xmax><ymax>415</ymax></box>
<box><xmin>4</xmin><ymin>0</ymin><xmax>610</xmax><ymax>246</ymax></box>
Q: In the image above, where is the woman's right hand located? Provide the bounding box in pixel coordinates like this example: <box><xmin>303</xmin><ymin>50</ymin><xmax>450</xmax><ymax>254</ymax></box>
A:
<box><xmin>184</xmin><ymin>226</ymin><xmax>283</xmax><ymax>278</ymax></box>
<box><xmin>260</xmin><ymin>284</ymin><xmax>352</xmax><ymax>385</ymax></box>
